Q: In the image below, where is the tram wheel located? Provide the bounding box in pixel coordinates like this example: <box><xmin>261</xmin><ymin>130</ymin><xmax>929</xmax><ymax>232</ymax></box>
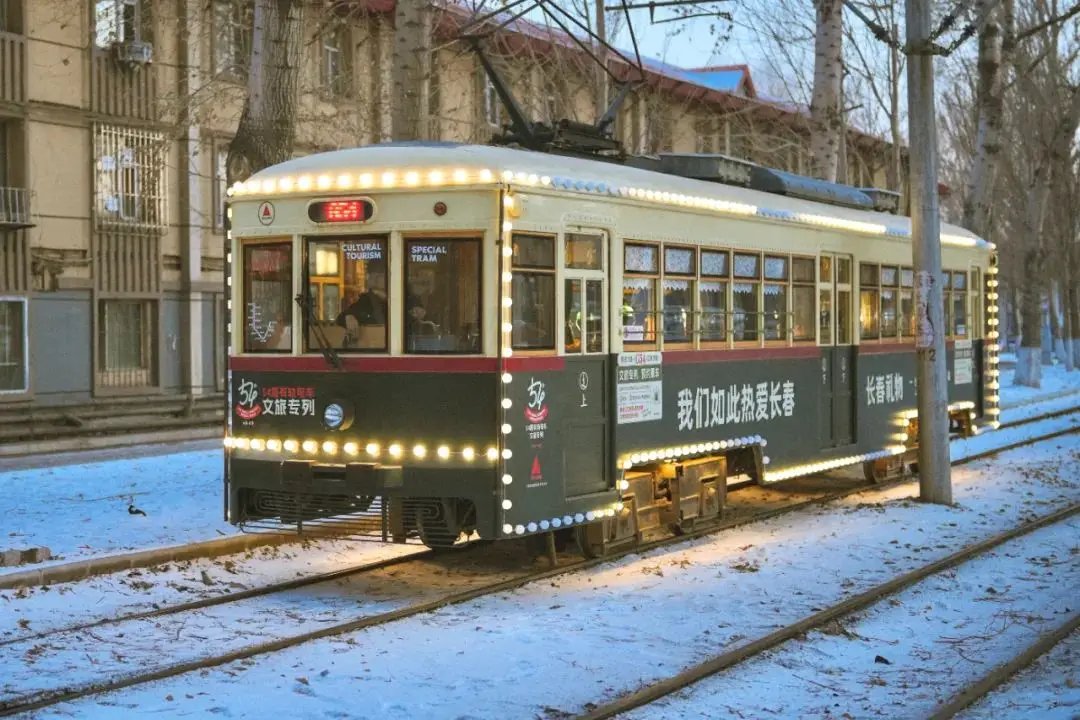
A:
<box><xmin>415</xmin><ymin>499</ymin><xmax>476</xmax><ymax>550</ymax></box>
<box><xmin>575</xmin><ymin>525</ymin><xmax>607</xmax><ymax>559</ymax></box>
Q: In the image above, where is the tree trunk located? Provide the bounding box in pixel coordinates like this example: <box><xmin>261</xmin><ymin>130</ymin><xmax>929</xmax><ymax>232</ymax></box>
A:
<box><xmin>961</xmin><ymin>12</ymin><xmax>1004</xmax><ymax>237</ymax></box>
<box><xmin>887</xmin><ymin>20</ymin><xmax>902</xmax><ymax>192</ymax></box>
<box><xmin>1072</xmin><ymin>249</ymin><xmax>1080</xmax><ymax>369</ymax></box>
<box><xmin>1014</xmin><ymin>250</ymin><xmax>1043</xmax><ymax>387</ymax></box>
<box><xmin>226</xmin><ymin>0</ymin><xmax>305</xmax><ymax>187</ymax></box>
<box><xmin>1049</xmin><ymin>280</ymin><xmax>1064</xmax><ymax>365</ymax></box>
<box><xmin>809</xmin><ymin>0</ymin><xmax>842</xmax><ymax>182</ymax></box>
<box><xmin>391</xmin><ymin>0</ymin><xmax>431</xmax><ymax>141</ymax></box>
<box><xmin>1063</xmin><ymin>262</ymin><xmax>1074</xmax><ymax>372</ymax></box>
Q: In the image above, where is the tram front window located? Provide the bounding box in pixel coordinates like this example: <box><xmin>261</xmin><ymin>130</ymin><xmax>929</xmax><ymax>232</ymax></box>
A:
<box><xmin>303</xmin><ymin>237</ymin><xmax>388</xmax><ymax>352</ymax></box>
<box><xmin>243</xmin><ymin>242</ymin><xmax>293</xmax><ymax>353</ymax></box>
<box><xmin>404</xmin><ymin>239</ymin><xmax>481</xmax><ymax>354</ymax></box>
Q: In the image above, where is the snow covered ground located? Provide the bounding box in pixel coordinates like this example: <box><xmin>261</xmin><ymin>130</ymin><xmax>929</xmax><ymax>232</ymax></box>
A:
<box><xmin>622</xmin><ymin>510</ymin><xmax>1079</xmax><ymax>719</ymax></box>
<box><xmin>3</xmin><ymin>367</ymin><xmax>1078</xmax><ymax>570</ymax></box>
<box><xmin>22</xmin><ymin>430</ymin><xmax>1079</xmax><ymax>719</ymax></box>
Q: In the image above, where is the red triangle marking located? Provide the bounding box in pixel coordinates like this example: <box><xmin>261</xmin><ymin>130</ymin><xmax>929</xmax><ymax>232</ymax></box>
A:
<box><xmin>531</xmin><ymin>457</ymin><xmax>541</xmax><ymax>477</ymax></box>
<box><xmin>261</xmin><ymin>204</ymin><xmax>272</xmax><ymax>217</ymax></box>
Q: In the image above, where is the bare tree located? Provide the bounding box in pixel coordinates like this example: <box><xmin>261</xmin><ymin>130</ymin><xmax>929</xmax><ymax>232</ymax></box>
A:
<box><xmin>809</xmin><ymin>0</ymin><xmax>844</xmax><ymax>181</ymax></box>
<box><xmin>225</xmin><ymin>0</ymin><xmax>307</xmax><ymax>188</ymax></box>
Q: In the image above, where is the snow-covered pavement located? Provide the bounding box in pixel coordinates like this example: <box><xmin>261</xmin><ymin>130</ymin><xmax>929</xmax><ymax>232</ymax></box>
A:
<box><xmin>20</xmin><ymin>431</ymin><xmax>1079</xmax><ymax>719</ymax></box>
<box><xmin>622</xmin><ymin>510</ymin><xmax>1079</xmax><ymax>719</ymax></box>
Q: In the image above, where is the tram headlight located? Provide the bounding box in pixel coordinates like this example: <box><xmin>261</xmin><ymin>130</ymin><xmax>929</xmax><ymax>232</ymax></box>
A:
<box><xmin>322</xmin><ymin>401</ymin><xmax>353</xmax><ymax>431</ymax></box>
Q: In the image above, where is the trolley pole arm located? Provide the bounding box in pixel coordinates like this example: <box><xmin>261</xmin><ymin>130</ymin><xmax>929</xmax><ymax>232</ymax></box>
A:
<box><xmin>294</xmin><ymin>293</ymin><xmax>343</xmax><ymax>370</ymax></box>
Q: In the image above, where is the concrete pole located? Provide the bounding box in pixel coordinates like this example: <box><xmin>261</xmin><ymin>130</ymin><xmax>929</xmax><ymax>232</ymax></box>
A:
<box><xmin>906</xmin><ymin>0</ymin><xmax>952</xmax><ymax>504</ymax></box>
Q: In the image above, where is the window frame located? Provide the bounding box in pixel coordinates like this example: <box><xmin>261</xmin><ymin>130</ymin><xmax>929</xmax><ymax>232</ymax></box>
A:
<box><xmin>900</xmin><ymin>266</ymin><xmax>915</xmax><ymax>338</ymax></box>
<box><xmin>622</xmin><ymin>241</ymin><xmax>660</xmax><ymax>349</ymax></box>
<box><xmin>791</xmin><ymin>255</ymin><xmax>816</xmax><ymax>343</ymax></box>
<box><xmin>698</xmin><ymin>249</ymin><xmax>730</xmax><ymax>348</ymax></box>
<box><xmin>96</xmin><ymin>297</ymin><xmax>158</xmax><ymax>390</ymax></box>
<box><xmin>212</xmin><ymin>0</ymin><xmax>253</xmax><ymax>82</ymax></box>
<box><xmin>0</xmin><ymin>296</ymin><xmax>28</xmax><ymax>395</ymax></box>
<box><xmin>762</xmin><ymin>254</ymin><xmax>789</xmax><ymax>345</ymax></box>
<box><xmin>301</xmin><ymin>235</ymin><xmax>390</xmax><ymax>354</ymax></box>
<box><xmin>661</xmin><ymin>244</ymin><xmax>696</xmax><ymax>348</ymax></box>
<box><xmin>241</xmin><ymin>239</ymin><xmax>295</xmax><ymax>355</ymax></box>
<box><xmin>402</xmin><ymin>236</ymin><xmax>483</xmax><ymax>356</ymax></box>
<box><xmin>213</xmin><ymin>142</ymin><xmax>229</xmax><ymax>231</ymax></box>
<box><xmin>859</xmin><ymin>262</ymin><xmax>881</xmax><ymax>341</ymax></box>
<box><xmin>320</xmin><ymin>24</ymin><xmax>351</xmax><ymax>98</ymax></box>
<box><xmin>731</xmin><ymin>251</ymin><xmax>762</xmax><ymax>346</ymax></box>
<box><xmin>879</xmin><ymin>264</ymin><xmax>900</xmax><ymax>341</ymax></box>
<box><xmin>510</xmin><ymin>232</ymin><xmax>557</xmax><ymax>352</ymax></box>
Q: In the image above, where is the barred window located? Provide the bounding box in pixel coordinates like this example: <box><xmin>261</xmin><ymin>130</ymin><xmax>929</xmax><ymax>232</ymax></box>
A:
<box><xmin>98</xmin><ymin>299</ymin><xmax>157</xmax><ymax>388</ymax></box>
<box><xmin>95</xmin><ymin>0</ymin><xmax>149</xmax><ymax>48</ymax></box>
<box><xmin>0</xmin><ymin>299</ymin><xmax>27</xmax><ymax>393</ymax></box>
<box><xmin>94</xmin><ymin>124</ymin><xmax>167</xmax><ymax>231</ymax></box>
<box><xmin>321</xmin><ymin>26</ymin><xmax>350</xmax><ymax>97</ymax></box>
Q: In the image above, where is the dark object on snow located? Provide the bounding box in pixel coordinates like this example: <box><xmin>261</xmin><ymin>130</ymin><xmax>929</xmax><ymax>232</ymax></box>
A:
<box><xmin>874</xmin><ymin>655</ymin><xmax>891</xmax><ymax>665</ymax></box>
<box><xmin>128</xmin><ymin>504</ymin><xmax>147</xmax><ymax>516</ymax></box>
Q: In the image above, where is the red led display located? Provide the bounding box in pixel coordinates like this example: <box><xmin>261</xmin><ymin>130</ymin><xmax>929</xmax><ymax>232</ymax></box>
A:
<box><xmin>308</xmin><ymin>198</ymin><xmax>374</xmax><ymax>224</ymax></box>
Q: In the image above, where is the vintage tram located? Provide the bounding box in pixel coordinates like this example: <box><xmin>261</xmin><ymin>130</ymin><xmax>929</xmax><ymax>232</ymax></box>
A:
<box><xmin>223</xmin><ymin>142</ymin><xmax>998</xmax><ymax>553</ymax></box>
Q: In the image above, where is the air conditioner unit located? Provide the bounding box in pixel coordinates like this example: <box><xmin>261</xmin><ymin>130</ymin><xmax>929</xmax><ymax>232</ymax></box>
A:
<box><xmin>115</xmin><ymin>40</ymin><xmax>153</xmax><ymax>65</ymax></box>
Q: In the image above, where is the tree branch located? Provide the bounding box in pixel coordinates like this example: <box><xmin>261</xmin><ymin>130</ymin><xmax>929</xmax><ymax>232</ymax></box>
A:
<box><xmin>1016</xmin><ymin>1</ymin><xmax>1080</xmax><ymax>42</ymax></box>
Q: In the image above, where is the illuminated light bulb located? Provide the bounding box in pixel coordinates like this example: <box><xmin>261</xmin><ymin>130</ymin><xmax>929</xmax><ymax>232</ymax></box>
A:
<box><xmin>297</xmin><ymin>175</ymin><xmax>313</xmax><ymax>190</ymax></box>
<box><xmin>514</xmin><ymin>525</ymin><xmax>525</xmax><ymax>535</ymax></box>
<box><xmin>388</xmin><ymin>444</ymin><xmax>403</xmax><ymax>458</ymax></box>
<box><xmin>403</xmin><ymin>171</ymin><xmax>419</xmax><ymax>186</ymax></box>
<box><xmin>453</xmin><ymin>169</ymin><xmax>467</xmax><ymax>183</ymax></box>
<box><xmin>486</xmin><ymin>447</ymin><xmax>498</xmax><ymax>461</ymax></box>
<box><xmin>502</xmin><ymin>170</ymin><xmax>514</xmax><ymax>182</ymax></box>
<box><xmin>413</xmin><ymin>444</ymin><xmax>426</xmax><ymax>458</ymax></box>
<box><xmin>630</xmin><ymin>453</ymin><xmax>641</xmax><ymax>464</ymax></box>
<box><xmin>278</xmin><ymin>177</ymin><xmax>294</xmax><ymax>191</ymax></box>
<box><xmin>462</xmin><ymin>447</ymin><xmax>475</xmax><ymax>461</ymax></box>
<box><xmin>502</xmin><ymin>373</ymin><xmax>512</xmax><ymax>384</ymax></box>
<box><xmin>503</xmin><ymin>523</ymin><xmax>513</xmax><ymax>534</ymax></box>
<box><xmin>223</xmin><ymin>437</ymin><xmax>234</xmax><ymax>448</ymax></box>
<box><xmin>647</xmin><ymin>451</ymin><xmax>659</xmax><ymax>461</ymax></box>
<box><xmin>763</xmin><ymin>456</ymin><xmax>770</xmax><ymax>465</ymax></box>
<box><xmin>343</xmin><ymin>442</ymin><xmax>359</xmax><ymax>456</ymax></box>
<box><xmin>502</xmin><ymin>246</ymin><xmax>513</xmax><ymax>257</ymax></box>
<box><xmin>502</xmin><ymin>322</ymin><xmax>513</xmax><ymax>333</ymax></box>
<box><xmin>540</xmin><ymin>520</ymin><xmax>550</xmax><ymax>531</ymax></box>
<box><xmin>428</xmin><ymin>170</ymin><xmax>444</xmax><ymax>185</ymax></box>
<box><xmin>585</xmin><ymin>511</ymin><xmax>596</xmax><ymax>521</ymax></box>
<box><xmin>527</xmin><ymin>174</ymin><xmax>538</xmax><ymax>184</ymax></box>
<box><xmin>501</xmin><ymin>423</ymin><xmax>512</xmax><ymax>434</ymax></box>
<box><xmin>502</xmin><ymin>273</ymin><xmax>512</xmax><ymax>284</ymax></box>
<box><xmin>479</xmin><ymin>169</ymin><xmax>493</xmax><ymax>182</ymax></box>
<box><xmin>502</xmin><ymin>221</ymin><xmax>513</xmax><ymax>233</ymax></box>
<box><xmin>337</xmin><ymin>174</ymin><xmax>353</xmax><ymax>188</ymax></box>
<box><xmin>514</xmin><ymin>172</ymin><xmax>527</xmax><ymax>182</ymax></box>
<box><xmin>233</xmin><ymin>437</ymin><xmax>250</xmax><ymax>450</ymax></box>
<box><xmin>503</xmin><ymin>347</ymin><xmax>513</xmax><ymax>357</ymax></box>
<box><xmin>284</xmin><ymin>439</ymin><xmax>299</xmax><ymax>452</ymax></box>
<box><xmin>502</xmin><ymin>474</ymin><xmax>512</xmax><ymax>485</ymax></box>
<box><xmin>503</xmin><ymin>195</ymin><xmax>515</xmax><ymax>208</ymax></box>
<box><xmin>301</xmin><ymin>440</ymin><xmax>317</xmax><ymax>453</ymax></box>
<box><xmin>540</xmin><ymin>176</ymin><xmax>551</xmax><ymax>185</ymax></box>
<box><xmin>552</xmin><ymin>517</ymin><xmax>563</xmax><ymax>528</ymax></box>
<box><xmin>381</xmin><ymin>172</ymin><xmax>396</xmax><ymax>186</ymax></box>
<box><xmin>322</xmin><ymin>441</ymin><xmax>337</xmax><ymax>454</ymax></box>
<box><xmin>615</xmin><ymin>502</ymin><xmax>625</xmax><ymax>512</ymax></box>
<box><xmin>574</xmin><ymin>513</ymin><xmax>584</xmax><ymax>523</ymax></box>
<box><xmin>991</xmin><ymin>421</ymin><xmax>1001</xmax><ymax>429</ymax></box>
<box><xmin>358</xmin><ymin>173</ymin><xmax>373</xmax><ymax>187</ymax></box>
<box><xmin>266</xmin><ymin>439</ymin><xmax>282</xmax><ymax>452</ymax></box>
<box><xmin>502</xmin><ymin>398</ymin><xmax>512</xmax><ymax>409</ymax></box>
<box><xmin>317</xmin><ymin>175</ymin><xmax>332</xmax><ymax>189</ymax></box>
<box><xmin>261</xmin><ymin>179</ymin><xmax>276</xmax><ymax>193</ymax></box>
<box><xmin>366</xmin><ymin>442</ymin><xmax>380</xmax><ymax>456</ymax></box>
<box><xmin>527</xmin><ymin>522</ymin><xmax>538</xmax><ymax>532</ymax></box>
<box><xmin>437</xmin><ymin>446</ymin><xmax>450</xmax><ymax>459</ymax></box>
<box><xmin>502</xmin><ymin>499</ymin><xmax>513</xmax><ymax>510</ymax></box>
<box><xmin>622</xmin><ymin>459</ymin><xmax>633</xmax><ymax>469</ymax></box>
<box><xmin>899</xmin><ymin>433</ymin><xmax>909</xmax><ymax>442</ymax></box>
<box><xmin>502</xmin><ymin>448</ymin><xmax>513</xmax><ymax>459</ymax></box>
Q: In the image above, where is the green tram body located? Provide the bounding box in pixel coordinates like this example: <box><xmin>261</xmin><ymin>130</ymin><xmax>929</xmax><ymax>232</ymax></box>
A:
<box><xmin>224</xmin><ymin>143</ymin><xmax>997</xmax><ymax>551</ymax></box>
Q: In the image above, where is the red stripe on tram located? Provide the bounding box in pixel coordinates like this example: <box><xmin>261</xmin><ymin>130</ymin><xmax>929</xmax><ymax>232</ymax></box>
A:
<box><xmin>662</xmin><ymin>346</ymin><xmax>822</xmax><ymax>365</ymax></box>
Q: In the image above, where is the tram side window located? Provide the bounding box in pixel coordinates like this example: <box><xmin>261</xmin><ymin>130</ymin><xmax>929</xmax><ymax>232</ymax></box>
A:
<box><xmin>952</xmin><ymin>271</ymin><xmax>968</xmax><ymax>338</ymax></box>
<box><xmin>623</xmin><ymin>243</ymin><xmax>658</xmax><ymax>345</ymax></box>
<box><xmin>663</xmin><ymin>246</ymin><xmax>695</xmax><ymax>344</ymax></box>
<box><xmin>732</xmin><ymin>253</ymin><xmax>760</xmax><ymax>343</ymax></box>
<box><xmin>792</xmin><ymin>257</ymin><xmax>815</xmax><ymax>341</ymax></box>
<box><xmin>970</xmin><ymin>267</ymin><xmax>981</xmax><ymax>338</ymax></box>
<box><xmin>880</xmin><ymin>266</ymin><xmax>899</xmax><ymax>339</ymax></box>
<box><xmin>404</xmin><ymin>239</ymin><xmax>481</xmax><ymax>354</ymax></box>
<box><xmin>859</xmin><ymin>263</ymin><xmax>880</xmax><ymax>340</ymax></box>
<box><xmin>700</xmin><ymin>250</ymin><xmax>729</xmax><ymax>344</ymax></box>
<box><xmin>243</xmin><ymin>242</ymin><xmax>293</xmax><ymax>353</ymax></box>
<box><xmin>510</xmin><ymin>233</ymin><xmax>555</xmax><ymax>350</ymax></box>
<box><xmin>900</xmin><ymin>267</ymin><xmax>915</xmax><ymax>337</ymax></box>
<box><xmin>763</xmin><ymin>255</ymin><xmax>788</xmax><ymax>341</ymax></box>
<box><xmin>306</xmin><ymin>237</ymin><xmax>388</xmax><ymax>352</ymax></box>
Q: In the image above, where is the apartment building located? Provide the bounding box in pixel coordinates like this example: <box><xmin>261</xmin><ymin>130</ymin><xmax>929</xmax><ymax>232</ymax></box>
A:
<box><xmin>0</xmin><ymin>0</ymin><xmax>906</xmax><ymax>410</ymax></box>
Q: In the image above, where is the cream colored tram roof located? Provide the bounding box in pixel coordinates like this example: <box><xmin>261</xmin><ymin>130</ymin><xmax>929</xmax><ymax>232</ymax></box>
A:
<box><xmin>230</xmin><ymin>143</ymin><xmax>988</xmax><ymax>251</ymax></box>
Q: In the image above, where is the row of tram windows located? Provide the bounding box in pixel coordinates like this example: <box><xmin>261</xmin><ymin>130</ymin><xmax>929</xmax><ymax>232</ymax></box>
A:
<box><xmin>241</xmin><ymin>236</ymin><xmax>481</xmax><ymax>354</ymax></box>
<box><xmin>858</xmin><ymin>264</ymin><xmax>982</xmax><ymax>342</ymax></box>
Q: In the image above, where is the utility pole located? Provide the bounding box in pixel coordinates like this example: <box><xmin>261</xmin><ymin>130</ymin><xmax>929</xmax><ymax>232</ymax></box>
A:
<box><xmin>906</xmin><ymin>0</ymin><xmax>952</xmax><ymax>504</ymax></box>
<box><xmin>595</xmin><ymin>0</ymin><xmax>608</xmax><ymax>115</ymax></box>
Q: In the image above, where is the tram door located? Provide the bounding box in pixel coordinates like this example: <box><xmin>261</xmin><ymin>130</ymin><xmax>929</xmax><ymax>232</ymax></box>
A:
<box><xmin>818</xmin><ymin>254</ymin><xmax>856</xmax><ymax>448</ymax></box>
<box><xmin>562</xmin><ymin>230</ymin><xmax>610</xmax><ymax>498</ymax></box>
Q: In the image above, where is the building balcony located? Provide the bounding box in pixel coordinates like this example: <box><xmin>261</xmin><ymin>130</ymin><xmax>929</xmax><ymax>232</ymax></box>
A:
<box><xmin>0</xmin><ymin>186</ymin><xmax>32</xmax><ymax>229</ymax></box>
<box><xmin>0</xmin><ymin>31</ymin><xmax>26</xmax><ymax>104</ymax></box>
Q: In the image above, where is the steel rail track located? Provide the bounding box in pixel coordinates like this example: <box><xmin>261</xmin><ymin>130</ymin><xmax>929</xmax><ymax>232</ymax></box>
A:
<box><xmin>0</xmin><ymin>548</ymin><xmax>431</xmax><ymax>650</ymax></box>
<box><xmin>926</xmin><ymin>612</ymin><xmax>1080</xmax><ymax>720</ymax></box>
<box><xmin>1</xmin><ymin>422</ymin><xmax>1075</xmax><ymax>718</ymax></box>
<box><xmin>575</xmin><ymin>500</ymin><xmax>1080</xmax><ymax>720</ymax></box>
